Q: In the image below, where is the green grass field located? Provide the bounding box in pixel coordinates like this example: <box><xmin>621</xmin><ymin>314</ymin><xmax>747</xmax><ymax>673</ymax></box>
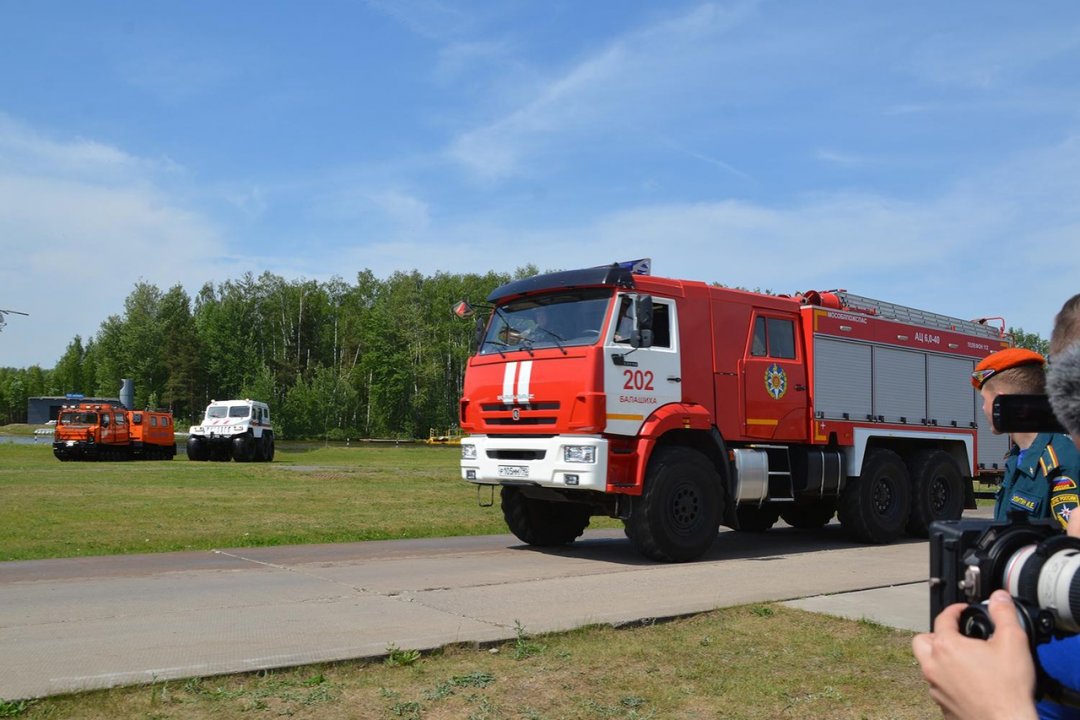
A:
<box><xmin>0</xmin><ymin>437</ymin><xmax>938</xmax><ymax>719</ymax></box>
<box><xmin>1</xmin><ymin>440</ymin><xmax>619</xmax><ymax>561</ymax></box>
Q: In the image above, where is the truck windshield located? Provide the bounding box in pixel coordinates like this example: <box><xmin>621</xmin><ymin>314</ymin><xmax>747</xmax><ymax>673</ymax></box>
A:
<box><xmin>206</xmin><ymin>406</ymin><xmax>227</xmax><ymax>419</ymax></box>
<box><xmin>480</xmin><ymin>288</ymin><xmax>611</xmax><ymax>355</ymax></box>
<box><xmin>228</xmin><ymin>406</ymin><xmax>250</xmax><ymax>418</ymax></box>
<box><xmin>60</xmin><ymin>412</ymin><xmax>97</xmax><ymax>425</ymax></box>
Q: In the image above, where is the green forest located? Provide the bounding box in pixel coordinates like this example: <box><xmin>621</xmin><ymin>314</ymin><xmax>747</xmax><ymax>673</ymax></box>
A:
<box><xmin>0</xmin><ymin>267</ymin><xmax>540</xmax><ymax>439</ymax></box>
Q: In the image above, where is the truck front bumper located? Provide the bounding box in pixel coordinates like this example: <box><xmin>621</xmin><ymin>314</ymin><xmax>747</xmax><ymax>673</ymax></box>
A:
<box><xmin>460</xmin><ymin>435</ymin><xmax>608</xmax><ymax>492</ymax></box>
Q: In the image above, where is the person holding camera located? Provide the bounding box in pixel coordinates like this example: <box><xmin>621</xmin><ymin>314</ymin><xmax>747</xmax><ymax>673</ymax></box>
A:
<box><xmin>971</xmin><ymin>348</ymin><xmax>1080</xmax><ymax>530</ymax></box>
<box><xmin>914</xmin><ymin>299</ymin><xmax>1080</xmax><ymax>720</ymax></box>
<box><xmin>913</xmin><ymin>511</ymin><xmax>1080</xmax><ymax>720</ymax></box>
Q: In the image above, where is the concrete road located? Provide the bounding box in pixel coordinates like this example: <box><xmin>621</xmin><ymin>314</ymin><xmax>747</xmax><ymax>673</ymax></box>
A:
<box><xmin>0</xmin><ymin>519</ymin><xmax>955</xmax><ymax>701</ymax></box>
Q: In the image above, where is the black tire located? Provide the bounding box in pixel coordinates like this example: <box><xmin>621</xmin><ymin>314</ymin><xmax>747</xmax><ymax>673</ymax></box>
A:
<box><xmin>501</xmin><ymin>487</ymin><xmax>592</xmax><ymax>546</ymax></box>
<box><xmin>186</xmin><ymin>437</ymin><xmax>209</xmax><ymax>461</ymax></box>
<box><xmin>905</xmin><ymin>450</ymin><xmax>964</xmax><ymax>537</ymax></box>
<box><xmin>780</xmin><ymin>500</ymin><xmax>836</xmax><ymax>529</ymax></box>
<box><xmin>838</xmin><ymin>448</ymin><xmax>911</xmax><ymax>544</ymax></box>
<box><xmin>735</xmin><ymin>504</ymin><xmax>781</xmax><ymax>532</ymax></box>
<box><xmin>232</xmin><ymin>435</ymin><xmax>254</xmax><ymax>462</ymax></box>
<box><xmin>625</xmin><ymin>446</ymin><xmax>723</xmax><ymax>562</ymax></box>
<box><xmin>264</xmin><ymin>433</ymin><xmax>275</xmax><ymax>462</ymax></box>
<box><xmin>252</xmin><ymin>435</ymin><xmax>267</xmax><ymax>462</ymax></box>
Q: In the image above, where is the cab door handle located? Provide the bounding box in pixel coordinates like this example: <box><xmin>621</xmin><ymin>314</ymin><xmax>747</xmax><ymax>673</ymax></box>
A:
<box><xmin>668</xmin><ymin>376</ymin><xmax>682</xmax><ymax>383</ymax></box>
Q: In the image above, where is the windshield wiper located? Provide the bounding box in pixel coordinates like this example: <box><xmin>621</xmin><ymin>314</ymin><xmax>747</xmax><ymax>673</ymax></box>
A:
<box><xmin>529</xmin><ymin>325</ymin><xmax>568</xmax><ymax>355</ymax></box>
<box><xmin>481</xmin><ymin>339</ymin><xmax>510</xmax><ymax>358</ymax></box>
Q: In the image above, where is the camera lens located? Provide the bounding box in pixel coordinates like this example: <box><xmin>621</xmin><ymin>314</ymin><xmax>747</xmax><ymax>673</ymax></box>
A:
<box><xmin>959</xmin><ymin>600</ymin><xmax>1047</xmax><ymax>642</ymax></box>
<box><xmin>1004</xmin><ymin>538</ymin><xmax>1080</xmax><ymax>633</ymax></box>
<box><xmin>959</xmin><ymin>603</ymin><xmax>995</xmax><ymax>639</ymax></box>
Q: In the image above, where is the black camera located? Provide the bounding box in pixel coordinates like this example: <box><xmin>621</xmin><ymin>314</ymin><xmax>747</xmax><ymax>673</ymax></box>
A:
<box><xmin>993</xmin><ymin>394</ymin><xmax>1067</xmax><ymax>434</ymax></box>
<box><xmin>929</xmin><ymin>513</ymin><xmax>1080</xmax><ymax>704</ymax></box>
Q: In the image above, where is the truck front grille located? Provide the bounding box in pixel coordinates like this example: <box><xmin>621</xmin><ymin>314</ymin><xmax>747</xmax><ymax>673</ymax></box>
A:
<box><xmin>479</xmin><ymin>401</ymin><xmax>560</xmax><ymax>429</ymax></box>
<box><xmin>487</xmin><ymin>449</ymin><xmax>547</xmax><ymax>461</ymax></box>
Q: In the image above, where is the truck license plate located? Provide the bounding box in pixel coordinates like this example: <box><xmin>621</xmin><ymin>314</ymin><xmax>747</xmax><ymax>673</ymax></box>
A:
<box><xmin>498</xmin><ymin>465</ymin><xmax>529</xmax><ymax>479</ymax></box>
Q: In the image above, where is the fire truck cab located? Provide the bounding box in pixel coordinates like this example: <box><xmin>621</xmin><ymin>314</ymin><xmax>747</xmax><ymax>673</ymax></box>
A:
<box><xmin>459</xmin><ymin>263</ymin><xmax>1008</xmax><ymax>562</ymax></box>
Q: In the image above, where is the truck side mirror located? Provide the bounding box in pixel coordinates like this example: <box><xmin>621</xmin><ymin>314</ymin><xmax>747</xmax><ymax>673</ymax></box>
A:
<box><xmin>631</xmin><ymin>295</ymin><xmax>654</xmax><ymax>349</ymax></box>
<box><xmin>453</xmin><ymin>300</ymin><xmax>475</xmax><ymax>318</ymax></box>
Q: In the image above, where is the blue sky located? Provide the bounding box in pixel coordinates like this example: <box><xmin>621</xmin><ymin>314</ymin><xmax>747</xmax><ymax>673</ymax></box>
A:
<box><xmin>2</xmin><ymin>0</ymin><xmax>1079</xmax><ymax>368</ymax></box>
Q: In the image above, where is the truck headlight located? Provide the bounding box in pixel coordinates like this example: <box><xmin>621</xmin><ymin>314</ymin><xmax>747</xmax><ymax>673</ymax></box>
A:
<box><xmin>461</xmin><ymin>444</ymin><xmax>477</xmax><ymax>461</ymax></box>
<box><xmin>563</xmin><ymin>445</ymin><xmax>596</xmax><ymax>464</ymax></box>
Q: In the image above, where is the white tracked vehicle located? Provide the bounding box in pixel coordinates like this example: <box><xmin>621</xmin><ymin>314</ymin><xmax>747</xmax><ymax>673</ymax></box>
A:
<box><xmin>187</xmin><ymin>399</ymin><xmax>275</xmax><ymax>462</ymax></box>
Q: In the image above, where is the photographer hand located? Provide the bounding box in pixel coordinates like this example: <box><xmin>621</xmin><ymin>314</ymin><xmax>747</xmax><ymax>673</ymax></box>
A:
<box><xmin>912</xmin><ymin>590</ymin><xmax>1038</xmax><ymax>720</ymax></box>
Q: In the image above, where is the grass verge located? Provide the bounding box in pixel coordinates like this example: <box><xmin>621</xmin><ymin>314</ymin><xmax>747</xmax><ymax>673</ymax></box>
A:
<box><xmin>6</xmin><ymin>604</ymin><xmax>936</xmax><ymax>720</ymax></box>
<box><xmin>0</xmin><ymin>442</ymin><xmax>619</xmax><ymax>561</ymax></box>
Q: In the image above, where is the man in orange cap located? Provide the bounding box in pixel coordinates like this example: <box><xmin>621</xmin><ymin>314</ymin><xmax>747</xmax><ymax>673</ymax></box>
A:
<box><xmin>972</xmin><ymin>347</ymin><xmax>1080</xmax><ymax>528</ymax></box>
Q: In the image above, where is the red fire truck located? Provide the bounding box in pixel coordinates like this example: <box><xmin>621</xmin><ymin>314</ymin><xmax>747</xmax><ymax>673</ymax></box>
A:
<box><xmin>458</xmin><ymin>263</ymin><xmax>1010</xmax><ymax>562</ymax></box>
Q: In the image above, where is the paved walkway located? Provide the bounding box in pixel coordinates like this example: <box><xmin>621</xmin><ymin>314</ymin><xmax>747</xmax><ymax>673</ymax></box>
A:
<box><xmin>0</xmin><ymin>521</ymin><xmax>951</xmax><ymax>700</ymax></box>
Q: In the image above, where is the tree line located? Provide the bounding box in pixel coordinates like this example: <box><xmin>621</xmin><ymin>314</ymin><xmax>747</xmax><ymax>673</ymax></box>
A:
<box><xmin>0</xmin><ymin>268</ymin><xmax>1048</xmax><ymax>439</ymax></box>
<box><xmin>0</xmin><ymin>268</ymin><xmax>536</xmax><ymax>438</ymax></box>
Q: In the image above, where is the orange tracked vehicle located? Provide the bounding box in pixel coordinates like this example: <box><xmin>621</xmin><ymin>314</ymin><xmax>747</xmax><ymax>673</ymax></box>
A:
<box><xmin>53</xmin><ymin>402</ymin><xmax>177</xmax><ymax>461</ymax></box>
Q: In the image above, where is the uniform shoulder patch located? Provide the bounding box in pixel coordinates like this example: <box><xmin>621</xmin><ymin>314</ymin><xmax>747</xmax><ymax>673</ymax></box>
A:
<box><xmin>1053</xmin><ymin>476</ymin><xmax>1078</xmax><ymax>493</ymax></box>
<box><xmin>1050</xmin><ymin>493</ymin><xmax>1079</xmax><ymax>529</ymax></box>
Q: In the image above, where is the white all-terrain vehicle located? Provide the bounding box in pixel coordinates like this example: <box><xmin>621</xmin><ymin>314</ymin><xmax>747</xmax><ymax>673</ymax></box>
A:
<box><xmin>186</xmin><ymin>399</ymin><xmax>275</xmax><ymax>462</ymax></box>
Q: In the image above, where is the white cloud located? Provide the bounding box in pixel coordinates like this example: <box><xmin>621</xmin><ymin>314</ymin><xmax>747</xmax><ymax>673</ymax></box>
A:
<box><xmin>815</xmin><ymin>148</ymin><xmax>868</xmax><ymax>167</ymax></box>
<box><xmin>341</xmin><ymin>133</ymin><xmax>1080</xmax><ymax>342</ymax></box>
<box><xmin>436</xmin><ymin>40</ymin><xmax>514</xmax><ymax>83</ymax></box>
<box><xmin>446</xmin><ymin>2</ymin><xmax>761</xmax><ymax>181</ymax></box>
<box><xmin>0</xmin><ymin>118</ymin><xmax>232</xmax><ymax>368</ymax></box>
<box><xmin>904</xmin><ymin>26</ymin><xmax>1080</xmax><ymax>90</ymax></box>
<box><xmin>0</xmin><ymin>113</ymin><xmax>177</xmax><ymax>183</ymax></box>
<box><xmin>363</xmin><ymin>0</ymin><xmax>473</xmax><ymax>41</ymax></box>
<box><xmin>368</xmin><ymin>190</ymin><xmax>431</xmax><ymax>235</ymax></box>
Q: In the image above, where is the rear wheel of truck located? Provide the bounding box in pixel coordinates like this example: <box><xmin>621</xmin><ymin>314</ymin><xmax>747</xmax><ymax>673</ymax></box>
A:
<box><xmin>734</xmin><ymin>504</ymin><xmax>781</xmax><ymax>532</ymax></box>
<box><xmin>780</xmin><ymin>500</ymin><xmax>836</xmax><ymax>529</ymax></box>
<box><xmin>625</xmin><ymin>446</ymin><xmax>723</xmax><ymax>562</ymax></box>
<box><xmin>186</xmin><ymin>437</ymin><xmax>208</xmax><ymax>461</ymax></box>
<box><xmin>838</xmin><ymin>448</ymin><xmax>911</xmax><ymax>544</ymax></box>
<box><xmin>263</xmin><ymin>433</ymin><xmax>275</xmax><ymax>462</ymax></box>
<box><xmin>501</xmin><ymin>487</ymin><xmax>592</xmax><ymax>546</ymax></box>
<box><xmin>253</xmin><ymin>435</ymin><xmax>267</xmax><ymax>462</ymax></box>
<box><xmin>904</xmin><ymin>450</ymin><xmax>963</xmax><ymax>537</ymax></box>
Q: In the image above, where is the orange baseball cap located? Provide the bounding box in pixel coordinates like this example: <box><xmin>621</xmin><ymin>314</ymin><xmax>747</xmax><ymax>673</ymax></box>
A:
<box><xmin>971</xmin><ymin>348</ymin><xmax>1046</xmax><ymax>389</ymax></box>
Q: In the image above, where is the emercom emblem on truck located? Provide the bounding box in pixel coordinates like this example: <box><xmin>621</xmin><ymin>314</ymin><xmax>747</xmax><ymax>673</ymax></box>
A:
<box><xmin>765</xmin><ymin>364</ymin><xmax>788</xmax><ymax>400</ymax></box>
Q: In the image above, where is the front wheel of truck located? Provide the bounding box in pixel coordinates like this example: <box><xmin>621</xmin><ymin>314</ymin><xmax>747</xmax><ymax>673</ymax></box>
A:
<box><xmin>186</xmin><ymin>436</ymin><xmax>209</xmax><ymax>461</ymax></box>
<box><xmin>501</xmin><ymin>487</ymin><xmax>592</xmax><ymax>546</ymax></box>
<box><xmin>625</xmin><ymin>446</ymin><xmax>723</xmax><ymax>562</ymax></box>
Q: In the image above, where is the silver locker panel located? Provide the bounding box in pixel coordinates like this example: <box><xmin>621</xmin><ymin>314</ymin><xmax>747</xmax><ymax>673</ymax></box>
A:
<box><xmin>814</xmin><ymin>338</ymin><xmax>872</xmax><ymax>421</ymax></box>
<box><xmin>873</xmin><ymin>347</ymin><xmax>926</xmax><ymax>424</ymax></box>
<box><xmin>927</xmin><ymin>355</ymin><xmax>976</xmax><ymax>428</ymax></box>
